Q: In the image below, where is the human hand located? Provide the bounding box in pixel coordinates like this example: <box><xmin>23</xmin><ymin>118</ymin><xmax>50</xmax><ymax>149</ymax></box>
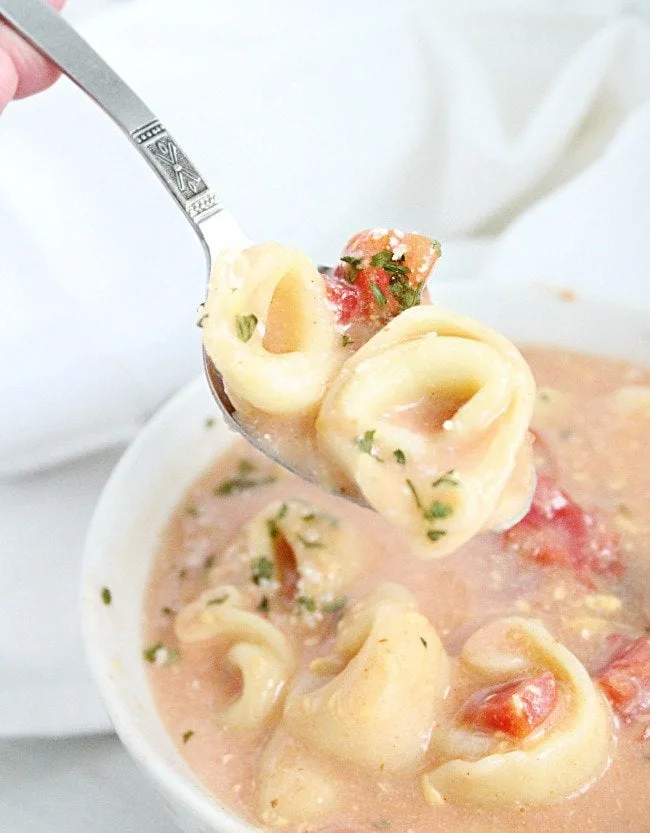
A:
<box><xmin>0</xmin><ymin>0</ymin><xmax>65</xmax><ymax>114</ymax></box>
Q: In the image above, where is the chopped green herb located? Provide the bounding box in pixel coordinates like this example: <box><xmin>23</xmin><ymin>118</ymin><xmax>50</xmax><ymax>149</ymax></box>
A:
<box><xmin>297</xmin><ymin>534</ymin><xmax>324</xmax><ymax>549</ymax></box>
<box><xmin>302</xmin><ymin>510</ymin><xmax>317</xmax><ymax>521</ymax></box>
<box><xmin>322</xmin><ymin>596</ymin><xmax>347</xmax><ymax>614</ymax></box>
<box><xmin>538</xmin><ymin>391</ymin><xmax>550</xmax><ymax>402</ymax></box>
<box><xmin>393</xmin><ymin>449</ymin><xmax>406</xmax><ymax>465</ymax></box>
<box><xmin>204</xmin><ymin>417</ymin><xmax>215</xmax><ymax>429</ymax></box>
<box><xmin>251</xmin><ymin>556</ymin><xmax>274</xmax><ymax>585</ymax></box>
<box><xmin>235</xmin><ymin>313</ymin><xmax>258</xmax><ymax>342</ymax></box>
<box><xmin>239</xmin><ymin>459</ymin><xmax>256</xmax><ymax>474</ymax></box>
<box><xmin>275</xmin><ymin>502</ymin><xmax>288</xmax><ymax>520</ymax></box>
<box><xmin>207</xmin><ymin>594</ymin><xmax>229</xmax><ymax>606</ymax></box>
<box><xmin>297</xmin><ymin>596</ymin><xmax>317</xmax><ymax>612</ymax></box>
<box><xmin>420</xmin><ymin>637</ymin><xmax>428</xmax><ymax>648</ymax></box>
<box><xmin>196</xmin><ymin>307</ymin><xmax>208</xmax><ymax>328</ymax></box>
<box><xmin>432</xmin><ymin>469</ymin><xmax>459</xmax><ymax>488</ymax></box>
<box><xmin>388</xmin><ymin>273</ymin><xmax>421</xmax><ymax>310</ymax></box>
<box><xmin>427</xmin><ymin>529</ymin><xmax>447</xmax><ymax>542</ymax></box>
<box><xmin>100</xmin><ymin>586</ymin><xmax>112</xmax><ymax>606</ymax></box>
<box><xmin>178</xmin><ymin>569</ymin><xmax>188</xmax><ymax>580</ymax></box>
<box><xmin>341</xmin><ymin>255</ymin><xmax>362</xmax><ymax>282</ymax></box>
<box><xmin>356</xmin><ymin>429</ymin><xmax>377</xmax><ymax>455</ymax></box>
<box><xmin>341</xmin><ymin>334</ymin><xmax>353</xmax><ymax>347</ymax></box>
<box><xmin>423</xmin><ymin>501</ymin><xmax>454</xmax><ymax>520</ymax></box>
<box><xmin>186</xmin><ymin>505</ymin><xmax>198</xmax><ymax>517</ymax></box>
<box><xmin>204</xmin><ymin>554</ymin><xmax>216</xmax><ymax>570</ymax></box>
<box><xmin>267</xmin><ymin>518</ymin><xmax>280</xmax><ymax>539</ymax></box>
<box><xmin>373</xmin><ymin>820</ymin><xmax>392</xmax><ymax>830</ymax></box>
<box><xmin>143</xmin><ymin>642</ymin><xmax>179</xmax><ymax>665</ymax></box>
<box><xmin>215</xmin><ymin>474</ymin><xmax>275</xmax><ymax>496</ymax></box>
<box><xmin>406</xmin><ymin>479</ymin><xmax>423</xmax><ymax>510</ymax></box>
<box><xmin>432</xmin><ymin>240</ymin><xmax>442</xmax><ymax>257</ymax></box>
<box><xmin>161</xmin><ymin>606</ymin><xmax>175</xmax><ymax>617</ymax></box>
<box><xmin>258</xmin><ymin>595</ymin><xmax>270</xmax><ymax>613</ymax></box>
<box><xmin>182</xmin><ymin>730</ymin><xmax>194</xmax><ymax>744</ymax></box>
<box><xmin>371</xmin><ymin>248</ymin><xmax>410</xmax><ymax>277</ymax></box>
<box><xmin>369</xmin><ymin>280</ymin><xmax>387</xmax><ymax>307</ymax></box>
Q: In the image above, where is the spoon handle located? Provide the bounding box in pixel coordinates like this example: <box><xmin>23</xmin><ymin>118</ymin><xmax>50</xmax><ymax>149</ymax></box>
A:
<box><xmin>0</xmin><ymin>0</ymin><xmax>226</xmax><ymax>249</ymax></box>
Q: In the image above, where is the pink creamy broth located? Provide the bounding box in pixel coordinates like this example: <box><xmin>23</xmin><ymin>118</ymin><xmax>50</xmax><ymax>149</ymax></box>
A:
<box><xmin>145</xmin><ymin>346</ymin><xmax>650</xmax><ymax>832</ymax></box>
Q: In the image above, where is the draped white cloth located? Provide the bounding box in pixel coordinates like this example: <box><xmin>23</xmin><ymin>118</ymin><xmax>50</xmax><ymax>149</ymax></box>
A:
<box><xmin>1</xmin><ymin>0</ymin><xmax>649</xmax><ymax>475</ymax></box>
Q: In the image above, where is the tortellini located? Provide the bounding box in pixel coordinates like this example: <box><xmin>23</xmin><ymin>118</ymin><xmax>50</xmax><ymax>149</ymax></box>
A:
<box><xmin>317</xmin><ymin>306</ymin><xmax>537</xmax><ymax>557</ymax></box>
<box><xmin>174</xmin><ymin>586</ymin><xmax>295</xmax><ymax>729</ymax></box>
<box><xmin>284</xmin><ymin>583</ymin><xmax>450</xmax><ymax>772</ymax></box>
<box><xmin>201</xmin><ymin>243</ymin><xmax>343</xmax><ymax>415</ymax></box>
<box><xmin>256</xmin><ymin>731</ymin><xmax>341</xmax><ymax>828</ymax></box>
<box><xmin>421</xmin><ymin>617</ymin><xmax>614</xmax><ymax>807</ymax></box>
<box><xmin>246</xmin><ymin>499</ymin><xmax>369</xmax><ymax>616</ymax></box>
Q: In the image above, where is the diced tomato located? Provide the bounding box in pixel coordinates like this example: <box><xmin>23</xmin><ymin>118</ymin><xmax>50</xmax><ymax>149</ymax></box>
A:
<box><xmin>504</xmin><ymin>474</ymin><xmax>623</xmax><ymax>584</ymax></box>
<box><xmin>459</xmin><ymin>671</ymin><xmax>557</xmax><ymax>739</ymax></box>
<box><xmin>597</xmin><ymin>635</ymin><xmax>650</xmax><ymax>722</ymax></box>
<box><xmin>324</xmin><ymin>228</ymin><xmax>441</xmax><ymax>327</ymax></box>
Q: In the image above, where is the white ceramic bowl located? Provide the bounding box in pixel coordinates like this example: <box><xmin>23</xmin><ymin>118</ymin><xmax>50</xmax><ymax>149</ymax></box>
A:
<box><xmin>82</xmin><ymin>282</ymin><xmax>650</xmax><ymax>833</ymax></box>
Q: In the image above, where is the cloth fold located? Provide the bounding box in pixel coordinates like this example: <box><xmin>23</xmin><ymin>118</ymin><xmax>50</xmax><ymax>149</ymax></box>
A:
<box><xmin>1</xmin><ymin>0</ymin><xmax>649</xmax><ymax>476</ymax></box>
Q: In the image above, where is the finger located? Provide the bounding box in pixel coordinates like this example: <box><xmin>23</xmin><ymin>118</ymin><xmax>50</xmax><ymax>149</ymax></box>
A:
<box><xmin>0</xmin><ymin>0</ymin><xmax>65</xmax><ymax>100</ymax></box>
<box><xmin>0</xmin><ymin>46</ymin><xmax>19</xmax><ymax>114</ymax></box>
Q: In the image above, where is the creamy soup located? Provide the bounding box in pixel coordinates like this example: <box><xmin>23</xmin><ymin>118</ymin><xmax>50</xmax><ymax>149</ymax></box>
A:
<box><xmin>145</xmin><ymin>347</ymin><xmax>650</xmax><ymax>833</ymax></box>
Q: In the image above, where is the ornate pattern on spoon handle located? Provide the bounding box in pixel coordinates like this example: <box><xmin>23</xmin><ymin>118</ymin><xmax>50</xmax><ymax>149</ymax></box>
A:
<box><xmin>132</xmin><ymin>120</ymin><xmax>221</xmax><ymax>224</ymax></box>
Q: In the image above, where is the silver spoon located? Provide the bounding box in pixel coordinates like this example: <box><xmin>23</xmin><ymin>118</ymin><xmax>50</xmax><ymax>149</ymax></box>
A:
<box><xmin>0</xmin><ymin>0</ymin><xmax>363</xmax><ymax>500</ymax></box>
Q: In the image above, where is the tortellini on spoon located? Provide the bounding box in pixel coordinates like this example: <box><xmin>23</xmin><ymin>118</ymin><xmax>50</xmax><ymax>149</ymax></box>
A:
<box><xmin>317</xmin><ymin>306</ymin><xmax>537</xmax><ymax>557</ymax></box>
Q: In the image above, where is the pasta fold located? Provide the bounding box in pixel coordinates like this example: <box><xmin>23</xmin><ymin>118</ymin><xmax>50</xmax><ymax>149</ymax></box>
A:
<box><xmin>317</xmin><ymin>306</ymin><xmax>537</xmax><ymax>557</ymax></box>
<box><xmin>246</xmin><ymin>499</ymin><xmax>368</xmax><ymax>616</ymax></box>
<box><xmin>422</xmin><ymin>617</ymin><xmax>613</xmax><ymax>807</ymax></box>
<box><xmin>284</xmin><ymin>583</ymin><xmax>450</xmax><ymax>772</ymax></box>
<box><xmin>174</xmin><ymin>586</ymin><xmax>295</xmax><ymax>729</ymax></box>
<box><xmin>201</xmin><ymin>243</ymin><xmax>343</xmax><ymax>415</ymax></box>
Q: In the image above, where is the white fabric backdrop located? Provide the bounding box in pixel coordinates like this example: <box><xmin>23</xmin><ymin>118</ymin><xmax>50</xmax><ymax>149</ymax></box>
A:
<box><xmin>1</xmin><ymin>0</ymin><xmax>649</xmax><ymax>475</ymax></box>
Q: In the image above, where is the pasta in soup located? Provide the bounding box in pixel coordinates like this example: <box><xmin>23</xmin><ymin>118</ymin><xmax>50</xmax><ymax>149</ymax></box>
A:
<box><xmin>143</xmin><ymin>345</ymin><xmax>650</xmax><ymax>833</ymax></box>
<box><xmin>200</xmin><ymin>229</ymin><xmax>536</xmax><ymax>557</ymax></box>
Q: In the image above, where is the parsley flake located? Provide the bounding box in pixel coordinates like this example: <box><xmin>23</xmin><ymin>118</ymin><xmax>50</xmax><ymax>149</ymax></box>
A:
<box><xmin>100</xmin><ymin>587</ymin><xmax>112</xmax><ymax>606</ymax></box>
<box><xmin>258</xmin><ymin>595</ymin><xmax>270</xmax><ymax>613</ymax></box>
<box><xmin>204</xmin><ymin>554</ymin><xmax>216</xmax><ymax>570</ymax></box>
<box><xmin>423</xmin><ymin>501</ymin><xmax>454</xmax><ymax>520</ymax></box>
<box><xmin>267</xmin><ymin>518</ymin><xmax>280</xmax><ymax>539</ymax></box>
<box><xmin>341</xmin><ymin>334</ymin><xmax>353</xmax><ymax>347</ymax></box>
<box><xmin>369</xmin><ymin>280</ymin><xmax>387</xmax><ymax>307</ymax></box>
<box><xmin>406</xmin><ymin>479</ymin><xmax>423</xmax><ymax>510</ymax></box>
<box><xmin>373</xmin><ymin>820</ymin><xmax>392</xmax><ymax>830</ymax></box>
<box><xmin>161</xmin><ymin>606</ymin><xmax>175</xmax><ymax>617</ymax></box>
<box><xmin>427</xmin><ymin>529</ymin><xmax>447</xmax><ymax>542</ymax></box>
<box><xmin>235</xmin><ymin>313</ymin><xmax>258</xmax><ymax>342</ymax></box>
<box><xmin>204</xmin><ymin>417</ymin><xmax>215</xmax><ymax>429</ymax></box>
<box><xmin>356</xmin><ymin>429</ymin><xmax>379</xmax><ymax>457</ymax></box>
<box><xmin>432</xmin><ymin>469</ymin><xmax>459</xmax><ymax>488</ymax></box>
<box><xmin>143</xmin><ymin>642</ymin><xmax>179</xmax><ymax>665</ymax></box>
<box><xmin>251</xmin><ymin>556</ymin><xmax>274</xmax><ymax>585</ymax></box>
<box><xmin>341</xmin><ymin>255</ymin><xmax>362</xmax><ymax>282</ymax></box>
<box><xmin>322</xmin><ymin>596</ymin><xmax>347</xmax><ymax>614</ymax></box>
<box><xmin>182</xmin><ymin>730</ymin><xmax>195</xmax><ymax>744</ymax></box>
<box><xmin>207</xmin><ymin>594</ymin><xmax>229</xmax><ymax>606</ymax></box>
<box><xmin>432</xmin><ymin>239</ymin><xmax>442</xmax><ymax>257</ymax></box>
<box><xmin>389</xmin><ymin>273</ymin><xmax>421</xmax><ymax>310</ymax></box>
<box><xmin>297</xmin><ymin>596</ymin><xmax>317</xmax><ymax>612</ymax></box>
<box><xmin>420</xmin><ymin>637</ymin><xmax>428</xmax><ymax>648</ymax></box>
<box><xmin>393</xmin><ymin>449</ymin><xmax>406</xmax><ymax>465</ymax></box>
<box><xmin>215</xmin><ymin>473</ymin><xmax>275</xmax><ymax>496</ymax></box>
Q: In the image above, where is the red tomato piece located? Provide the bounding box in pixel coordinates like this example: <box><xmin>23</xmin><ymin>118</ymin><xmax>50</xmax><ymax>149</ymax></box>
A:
<box><xmin>324</xmin><ymin>228</ymin><xmax>441</xmax><ymax>328</ymax></box>
<box><xmin>597</xmin><ymin>635</ymin><xmax>650</xmax><ymax>722</ymax></box>
<box><xmin>460</xmin><ymin>671</ymin><xmax>557</xmax><ymax>739</ymax></box>
<box><xmin>504</xmin><ymin>474</ymin><xmax>623</xmax><ymax>584</ymax></box>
